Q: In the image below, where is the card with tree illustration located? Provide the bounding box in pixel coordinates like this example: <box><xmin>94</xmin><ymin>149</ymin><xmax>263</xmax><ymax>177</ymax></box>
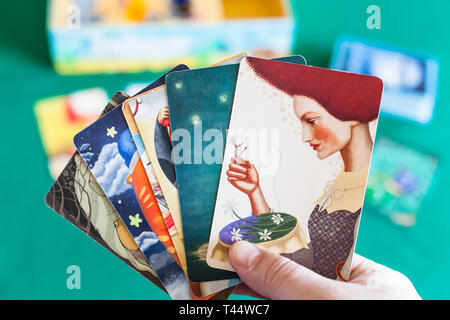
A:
<box><xmin>45</xmin><ymin>92</ymin><xmax>167</xmax><ymax>293</ymax></box>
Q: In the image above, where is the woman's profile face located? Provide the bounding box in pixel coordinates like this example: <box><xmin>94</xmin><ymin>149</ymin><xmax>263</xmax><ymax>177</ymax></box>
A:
<box><xmin>293</xmin><ymin>95</ymin><xmax>354</xmax><ymax>159</ymax></box>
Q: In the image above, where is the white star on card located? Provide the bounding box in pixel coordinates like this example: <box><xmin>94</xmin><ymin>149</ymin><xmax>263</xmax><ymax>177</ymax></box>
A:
<box><xmin>106</xmin><ymin>126</ymin><xmax>118</xmax><ymax>138</ymax></box>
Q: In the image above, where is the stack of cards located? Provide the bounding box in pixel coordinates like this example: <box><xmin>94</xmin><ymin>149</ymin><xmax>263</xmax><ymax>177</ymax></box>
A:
<box><xmin>45</xmin><ymin>53</ymin><xmax>384</xmax><ymax>299</ymax></box>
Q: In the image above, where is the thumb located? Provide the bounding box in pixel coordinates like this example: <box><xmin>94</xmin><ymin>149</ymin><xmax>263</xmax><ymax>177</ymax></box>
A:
<box><xmin>228</xmin><ymin>241</ymin><xmax>342</xmax><ymax>300</ymax></box>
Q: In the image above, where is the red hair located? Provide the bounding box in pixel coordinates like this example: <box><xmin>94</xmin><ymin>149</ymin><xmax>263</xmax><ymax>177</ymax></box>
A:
<box><xmin>246</xmin><ymin>57</ymin><xmax>383</xmax><ymax>122</ymax></box>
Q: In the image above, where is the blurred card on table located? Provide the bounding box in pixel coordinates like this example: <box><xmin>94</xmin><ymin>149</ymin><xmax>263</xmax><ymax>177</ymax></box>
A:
<box><xmin>34</xmin><ymin>88</ymin><xmax>108</xmax><ymax>178</ymax></box>
<box><xmin>365</xmin><ymin>137</ymin><xmax>438</xmax><ymax>227</ymax></box>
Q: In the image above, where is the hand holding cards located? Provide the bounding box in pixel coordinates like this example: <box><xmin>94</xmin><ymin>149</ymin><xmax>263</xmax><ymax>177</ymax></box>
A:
<box><xmin>45</xmin><ymin>54</ymin><xmax>383</xmax><ymax>299</ymax></box>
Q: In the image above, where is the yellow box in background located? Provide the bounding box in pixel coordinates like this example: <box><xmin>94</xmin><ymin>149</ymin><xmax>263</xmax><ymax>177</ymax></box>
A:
<box><xmin>34</xmin><ymin>88</ymin><xmax>108</xmax><ymax>177</ymax></box>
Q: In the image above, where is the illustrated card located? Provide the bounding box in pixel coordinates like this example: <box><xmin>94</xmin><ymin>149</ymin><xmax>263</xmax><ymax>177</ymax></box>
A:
<box><xmin>73</xmin><ymin>104</ymin><xmax>233</xmax><ymax>299</ymax></box>
<box><xmin>123</xmin><ymin>100</ymin><xmax>186</xmax><ymax>265</ymax></box>
<box><xmin>207</xmin><ymin>57</ymin><xmax>383</xmax><ymax>281</ymax></box>
<box><xmin>45</xmin><ymin>67</ymin><xmax>185</xmax><ymax>296</ymax></box>
<box><xmin>165</xmin><ymin>55</ymin><xmax>306</xmax><ymax>282</ymax></box>
<box><xmin>73</xmin><ymin>105</ymin><xmax>196</xmax><ymax>299</ymax></box>
<box><xmin>130</xmin><ymin>53</ymin><xmax>247</xmax><ymax>250</ymax></box>
<box><xmin>122</xmin><ymin>64</ymin><xmax>238</xmax><ymax>297</ymax></box>
<box><xmin>125</xmin><ymin>54</ymin><xmax>248</xmax><ymax>293</ymax></box>
<box><xmin>124</xmin><ymin>91</ymin><xmax>238</xmax><ymax>297</ymax></box>
<box><xmin>123</xmin><ymin>101</ymin><xmax>233</xmax><ymax>297</ymax></box>
<box><xmin>122</xmin><ymin>65</ymin><xmax>189</xmax><ymax>272</ymax></box>
<box><xmin>45</xmin><ymin>92</ymin><xmax>166</xmax><ymax>293</ymax></box>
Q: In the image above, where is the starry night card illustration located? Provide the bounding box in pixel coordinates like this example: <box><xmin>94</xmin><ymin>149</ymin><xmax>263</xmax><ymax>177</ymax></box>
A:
<box><xmin>73</xmin><ymin>106</ymin><xmax>193</xmax><ymax>300</ymax></box>
<box><xmin>207</xmin><ymin>57</ymin><xmax>383</xmax><ymax>281</ymax></box>
<box><xmin>45</xmin><ymin>92</ymin><xmax>166</xmax><ymax>293</ymax></box>
<box><xmin>165</xmin><ymin>55</ymin><xmax>306</xmax><ymax>283</ymax></box>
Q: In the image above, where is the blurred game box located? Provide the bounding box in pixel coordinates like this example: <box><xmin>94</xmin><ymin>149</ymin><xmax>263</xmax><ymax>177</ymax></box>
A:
<box><xmin>47</xmin><ymin>0</ymin><xmax>294</xmax><ymax>75</ymax></box>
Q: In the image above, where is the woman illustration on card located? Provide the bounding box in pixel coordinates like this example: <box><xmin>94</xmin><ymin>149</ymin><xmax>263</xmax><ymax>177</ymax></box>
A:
<box><xmin>223</xmin><ymin>58</ymin><xmax>382</xmax><ymax>280</ymax></box>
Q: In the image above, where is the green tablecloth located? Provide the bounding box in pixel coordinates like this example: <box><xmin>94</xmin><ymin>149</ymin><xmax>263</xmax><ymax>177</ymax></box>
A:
<box><xmin>0</xmin><ymin>0</ymin><xmax>449</xmax><ymax>299</ymax></box>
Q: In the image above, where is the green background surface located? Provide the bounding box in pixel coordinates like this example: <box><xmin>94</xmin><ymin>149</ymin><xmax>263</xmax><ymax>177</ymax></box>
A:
<box><xmin>0</xmin><ymin>0</ymin><xmax>448</xmax><ymax>299</ymax></box>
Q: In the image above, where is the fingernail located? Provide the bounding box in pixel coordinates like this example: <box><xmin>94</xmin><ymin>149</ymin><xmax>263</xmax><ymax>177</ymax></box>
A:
<box><xmin>231</xmin><ymin>241</ymin><xmax>261</xmax><ymax>270</ymax></box>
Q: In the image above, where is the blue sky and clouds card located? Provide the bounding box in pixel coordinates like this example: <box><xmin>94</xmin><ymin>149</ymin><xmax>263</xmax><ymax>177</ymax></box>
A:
<box><xmin>74</xmin><ymin>106</ymin><xmax>191</xmax><ymax>300</ymax></box>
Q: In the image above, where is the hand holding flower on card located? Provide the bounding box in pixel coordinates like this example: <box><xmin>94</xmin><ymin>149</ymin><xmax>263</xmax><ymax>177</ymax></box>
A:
<box><xmin>226</xmin><ymin>157</ymin><xmax>270</xmax><ymax>214</ymax></box>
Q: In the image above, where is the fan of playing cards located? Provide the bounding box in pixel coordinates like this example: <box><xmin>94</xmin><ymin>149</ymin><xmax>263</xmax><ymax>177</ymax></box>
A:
<box><xmin>45</xmin><ymin>53</ymin><xmax>383</xmax><ymax>300</ymax></box>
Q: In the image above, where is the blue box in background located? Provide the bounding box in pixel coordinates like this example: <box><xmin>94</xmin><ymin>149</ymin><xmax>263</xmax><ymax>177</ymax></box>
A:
<box><xmin>331</xmin><ymin>35</ymin><xmax>439</xmax><ymax>125</ymax></box>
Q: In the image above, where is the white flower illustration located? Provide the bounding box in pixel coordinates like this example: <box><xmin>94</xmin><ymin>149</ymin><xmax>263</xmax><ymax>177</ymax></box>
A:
<box><xmin>231</xmin><ymin>228</ymin><xmax>242</xmax><ymax>242</ymax></box>
<box><xmin>258</xmin><ymin>229</ymin><xmax>272</xmax><ymax>241</ymax></box>
<box><xmin>271</xmin><ymin>214</ymin><xmax>284</xmax><ymax>225</ymax></box>
<box><xmin>222</xmin><ymin>199</ymin><xmax>239</xmax><ymax>218</ymax></box>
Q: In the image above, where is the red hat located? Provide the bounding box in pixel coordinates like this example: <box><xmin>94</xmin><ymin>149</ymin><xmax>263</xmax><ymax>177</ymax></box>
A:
<box><xmin>246</xmin><ymin>57</ymin><xmax>383</xmax><ymax>123</ymax></box>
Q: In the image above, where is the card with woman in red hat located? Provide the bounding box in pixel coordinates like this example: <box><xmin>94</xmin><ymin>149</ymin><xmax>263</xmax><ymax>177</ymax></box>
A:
<box><xmin>207</xmin><ymin>57</ymin><xmax>383</xmax><ymax>281</ymax></box>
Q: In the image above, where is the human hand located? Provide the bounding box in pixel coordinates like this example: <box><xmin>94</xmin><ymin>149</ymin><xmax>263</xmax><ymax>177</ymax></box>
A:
<box><xmin>228</xmin><ymin>241</ymin><xmax>421</xmax><ymax>300</ymax></box>
<box><xmin>226</xmin><ymin>158</ymin><xmax>260</xmax><ymax>195</ymax></box>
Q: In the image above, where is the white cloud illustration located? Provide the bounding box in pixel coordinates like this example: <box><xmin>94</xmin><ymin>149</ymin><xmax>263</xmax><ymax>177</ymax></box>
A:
<box><xmin>79</xmin><ymin>143</ymin><xmax>94</xmax><ymax>162</ymax></box>
<box><xmin>79</xmin><ymin>143</ymin><xmax>91</xmax><ymax>153</ymax></box>
<box><xmin>134</xmin><ymin>231</ymin><xmax>159</xmax><ymax>252</ymax></box>
<box><xmin>91</xmin><ymin>142</ymin><xmax>132</xmax><ymax>197</ymax></box>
